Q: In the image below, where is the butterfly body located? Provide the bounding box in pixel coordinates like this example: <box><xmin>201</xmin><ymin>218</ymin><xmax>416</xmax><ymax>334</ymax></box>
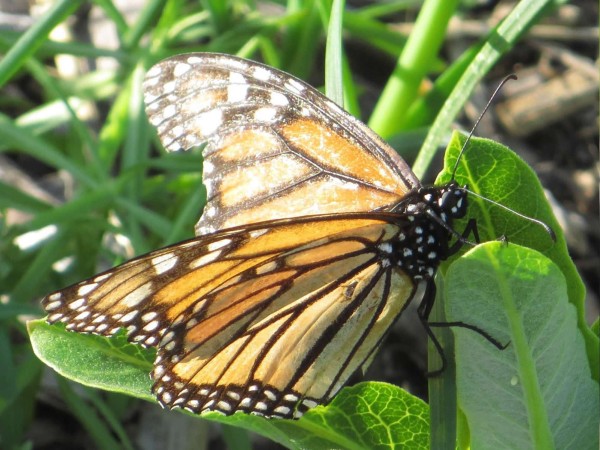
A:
<box><xmin>42</xmin><ymin>53</ymin><xmax>468</xmax><ymax>419</ymax></box>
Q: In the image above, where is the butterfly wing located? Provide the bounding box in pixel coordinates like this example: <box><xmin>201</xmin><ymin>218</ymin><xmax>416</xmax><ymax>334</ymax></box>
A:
<box><xmin>143</xmin><ymin>53</ymin><xmax>422</xmax><ymax>235</ymax></box>
<box><xmin>43</xmin><ymin>214</ymin><xmax>424</xmax><ymax>418</ymax></box>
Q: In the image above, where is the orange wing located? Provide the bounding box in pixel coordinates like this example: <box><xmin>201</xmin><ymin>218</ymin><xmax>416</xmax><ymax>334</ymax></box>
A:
<box><xmin>43</xmin><ymin>214</ymin><xmax>424</xmax><ymax>418</ymax></box>
<box><xmin>143</xmin><ymin>53</ymin><xmax>422</xmax><ymax>235</ymax></box>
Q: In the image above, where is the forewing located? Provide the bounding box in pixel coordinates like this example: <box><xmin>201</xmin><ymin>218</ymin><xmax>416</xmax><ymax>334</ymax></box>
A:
<box><xmin>43</xmin><ymin>216</ymin><xmax>385</xmax><ymax>345</ymax></box>
<box><xmin>143</xmin><ymin>53</ymin><xmax>421</xmax><ymax>235</ymax></box>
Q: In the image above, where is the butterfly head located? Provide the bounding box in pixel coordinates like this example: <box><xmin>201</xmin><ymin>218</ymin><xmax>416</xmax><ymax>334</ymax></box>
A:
<box><xmin>435</xmin><ymin>182</ymin><xmax>469</xmax><ymax>222</ymax></box>
<box><xmin>394</xmin><ymin>181</ymin><xmax>468</xmax><ymax>223</ymax></box>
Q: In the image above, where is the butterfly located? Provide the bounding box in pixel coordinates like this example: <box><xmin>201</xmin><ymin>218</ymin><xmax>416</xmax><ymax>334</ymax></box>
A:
<box><xmin>42</xmin><ymin>53</ymin><xmax>470</xmax><ymax>420</ymax></box>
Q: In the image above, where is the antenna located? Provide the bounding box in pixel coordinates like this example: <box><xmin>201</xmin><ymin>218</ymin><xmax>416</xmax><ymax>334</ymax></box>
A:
<box><xmin>466</xmin><ymin>189</ymin><xmax>557</xmax><ymax>242</ymax></box>
<box><xmin>450</xmin><ymin>74</ymin><xmax>556</xmax><ymax>242</ymax></box>
<box><xmin>451</xmin><ymin>74</ymin><xmax>517</xmax><ymax>179</ymax></box>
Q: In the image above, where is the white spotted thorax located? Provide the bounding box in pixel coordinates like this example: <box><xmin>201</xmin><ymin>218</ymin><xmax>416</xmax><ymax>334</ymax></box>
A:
<box><xmin>42</xmin><ymin>53</ymin><xmax>472</xmax><ymax>420</ymax></box>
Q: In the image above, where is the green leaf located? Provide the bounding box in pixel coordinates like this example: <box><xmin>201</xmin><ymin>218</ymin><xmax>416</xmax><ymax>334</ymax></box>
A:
<box><xmin>445</xmin><ymin>242</ymin><xmax>599</xmax><ymax>450</ymax></box>
<box><xmin>28</xmin><ymin>320</ymin><xmax>155</xmax><ymax>403</ymax></box>
<box><xmin>29</xmin><ymin>320</ymin><xmax>429</xmax><ymax>449</ymax></box>
<box><xmin>437</xmin><ymin>132</ymin><xmax>598</xmax><ymax>381</ymax></box>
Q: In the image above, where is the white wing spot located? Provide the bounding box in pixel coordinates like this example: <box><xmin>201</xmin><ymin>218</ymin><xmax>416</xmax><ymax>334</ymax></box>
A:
<box><xmin>302</xmin><ymin>399</ymin><xmax>318</xmax><ymax>409</ymax></box>
<box><xmin>152</xmin><ymin>253</ymin><xmax>178</xmax><ymax>275</ymax></box>
<box><xmin>144</xmin><ymin>336</ymin><xmax>158</xmax><ymax>346</ymax></box>
<box><xmin>48</xmin><ymin>292</ymin><xmax>62</xmax><ymax>301</ymax></box>
<box><xmin>77</xmin><ymin>283</ymin><xmax>98</xmax><ymax>296</ymax></box>
<box><xmin>208</xmin><ymin>238</ymin><xmax>232</xmax><ymax>251</ymax></box>
<box><xmin>227</xmin><ymin>391</ymin><xmax>241</xmax><ymax>401</ymax></box>
<box><xmin>203</xmin><ymin>160</ymin><xmax>214</xmax><ymax>174</ymax></box>
<box><xmin>163</xmin><ymin>104</ymin><xmax>177</xmax><ymax>119</ymax></box>
<box><xmin>68</xmin><ymin>298</ymin><xmax>86</xmax><ymax>310</ymax></box>
<box><xmin>94</xmin><ymin>273</ymin><xmax>111</xmax><ymax>283</ymax></box>
<box><xmin>142</xmin><ymin>311</ymin><xmax>158</xmax><ymax>322</ymax></box>
<box><xmin>204</xmin><ymin>206</ymin><xmax>217</xmax><ymax>218</ymax></box>
<box><xmin>173</xmin><ymin>62</ymin><xmax>191</xmax><ymax>77</ymax></box>
<box><xmin>250</xmin><ymin>229</ymin><xmax>268</xmax><ymax>238</ymax></box>
<box><xmin>228</xmin><ymin>72</ymin><xmax>247</xmax><ymax>102</ymax></box>
<box><xmin>186</xmin><ymin>56</ymin><xmax>202</xmax><ymax>65</ymax></box>
<box><xmin>192</xmin><ymin>300</ymin><xmax>207</xmax><ymax>314</ymax></box>
<box><xmin>45</xmin><ymin>300</ymin><xmax>62</xmax><ymax>311</ymax></box>
<box><xmin>161</xmin><ymin>330</ymin><xmax>175</xmax><ymax>345</ymax></box>
<box><xmin>378</xmin><ymin>243</ymin><xmax>393</xmax><ymax>254</ymax></box>
<box><xmin>254</xmin><ymin>107</ymin><xmax>278</xmax><ymax>122</ymax></box>
<box><xmin>274</xmin><ymin>406</ymin><xmax>290</xmax><ymax>416</ymax></box>
<box><xmin>162</xmin><ymin>80</ymin><xmax>176</xmax><ymax>95</ymax></box>
<box><xmin>92</xmin><ymin>315</ymin><xmax>106</xmax><ymax>323</ymax></box>
<box><xmin>189</xmin><ymin>251</ymin><xmax>221</xmax><ymax>269</ymax></box>
<box><xmin>74</xmin><ymin>311</ymin><xmax>91</xmax><ymax>321</ymax></box>
<box><xmin>171</xmin><ymin>125</ymin><xmax>184</xmax><ymax>137</ymax></box>
<box><xmin>123</xmin><ymin>281</ymin><xmax>153</xmax><ymax>308</ymax></box>
<box><xmin>255</xmin><ymin>261</ymin><xmax>278</xmax><ymax>275</ymax></box>
<box><xmin>146</xmin><ymin>65</ymin><xmax>161</xmax><ymax>78</ymax></box>
<box><xmin>228</xmin><ymin>83</ymin><xmax>248</xmax><ymax>103</ymax></box>
<box><xmin>270</xmin><ymin>91</ymin><xmax>289</xmax><ymax>106</ymax></box>
<box><xmin>196</xmin><ymin>109</ymin><xmax>223</xmax><ymax>136</ymax></box>
<box><xmin>284</xmin><ymin>79</ymin><xmax>305</xmax><ymax>94</ymax></box>
<box><xmin>252</xmin><ymin>66</ymin><xmax>271</xmax><ymax>81</ymax></box>
<box><xmin>255</xmin><ymin>402</ymin><xmax>267</xmax><ymax>411</ymax></box>
<box><xmin>120</xmin><ymin>310</ymin><xmax>138</xmax><ymax>323</ymax></box>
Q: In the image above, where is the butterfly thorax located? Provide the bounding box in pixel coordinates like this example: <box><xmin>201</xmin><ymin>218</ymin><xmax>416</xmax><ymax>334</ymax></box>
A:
<box><xmin>388</xmin><ymin>182</ymin><xmax>468</xmax><ymax>280</ymax></box>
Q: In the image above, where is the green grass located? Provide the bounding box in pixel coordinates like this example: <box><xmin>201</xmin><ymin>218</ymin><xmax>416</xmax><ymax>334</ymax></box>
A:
<box><xmin>1</xmin><ymin>0</ymin><xmax>597</xmax><ymax>449</ymax></box>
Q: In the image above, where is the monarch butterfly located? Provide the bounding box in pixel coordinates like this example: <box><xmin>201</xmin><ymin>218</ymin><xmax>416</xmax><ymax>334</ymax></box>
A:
<box><xmin>42</xmin><ymin>53</ymin><xmax>474</xmax><ymax>420</ymax></box>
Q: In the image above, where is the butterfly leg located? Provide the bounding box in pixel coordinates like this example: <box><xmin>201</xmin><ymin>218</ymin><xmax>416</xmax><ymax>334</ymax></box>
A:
<box><xmin>447</xmin><ymin>218</ymin><xmax>480</xmax><ymax>255</ymax></box>
<box><xmin>418</xmin><ymin>260</ymin><xmax>508</xmax><ymax>377</ymax></box>
<box><xmin>416</xmin><ymin>281</ymin><xmax>448</xmax><ymax>377</ymax></box>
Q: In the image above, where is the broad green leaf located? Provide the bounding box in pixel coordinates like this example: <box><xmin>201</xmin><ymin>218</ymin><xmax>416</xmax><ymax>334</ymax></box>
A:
<box><xmin>437</xmin><ymin>132</ymin><xmax>598</xmax><ymax>380</ymax></box>
<box><xmin>29</xmin><ymin>320</ymin><xmax>155</xmax><ymax>402</ymax></box>
<box><xmin>445</xmin><ymin>243</ymin><xmax>599</xmax><ymax>450</ymax></box>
